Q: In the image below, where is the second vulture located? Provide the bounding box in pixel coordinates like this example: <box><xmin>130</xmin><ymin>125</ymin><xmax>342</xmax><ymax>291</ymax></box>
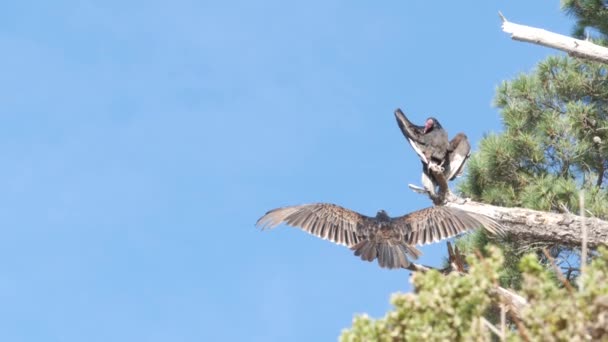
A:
<box><xmin>256</xmin><ymin>203</ymin><xmax>503</xmax><ymax>269</ymax></box>
<box><xmin>394</xmin><ymin>108</ymin><xmax>471</xmax><ymax>195</ymax></box>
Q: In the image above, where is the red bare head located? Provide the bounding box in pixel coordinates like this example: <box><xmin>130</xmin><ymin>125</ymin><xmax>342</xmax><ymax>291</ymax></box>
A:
<box><xmin>424</xmin><ymin>118</ymin><xmax>434</xmax><ymax>133</ymax></box>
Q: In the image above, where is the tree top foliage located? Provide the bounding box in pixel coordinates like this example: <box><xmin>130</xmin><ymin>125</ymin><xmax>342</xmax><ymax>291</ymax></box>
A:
<box><xmin>340</xmin><ymin>247</ymin><xmax>608</xmax><ymax>341</ymax></box>
<box><xmin>459</xmin><ymin>55</ymin><xmax>608</xmax><ymax>217</ymax></box>
<box><xmin>459</xmin><ymin>1</ymin><xmax>608</xmax><ymax>217</ymax></box>
<box><xmin>562</xmin><ymin>0</ymin><xmax>608</xmax><ymax>42</ymax></box>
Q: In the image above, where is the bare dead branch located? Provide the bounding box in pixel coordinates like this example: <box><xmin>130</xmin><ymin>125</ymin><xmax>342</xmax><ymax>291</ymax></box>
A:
<box><xmin>511</xmin><ymin>312</ymin><xmax>532</xmax><ymax>342</ymax></box>
<box><xmin>482</xmin><ymin>317</ymin><xmax>504</xmax><ymax>340</ymax></box>
<box><xmin>499</xmin><ymin>12</ymin><xmax>608</xmax><ymax>64</ymax></box>
<box><xmin>438</xmin><ymin>197</ymin><xmax>608</xmax><ymax>249</ymax></box>
<box><xmin>581</xmin><ymin>191</ymin><xmax>588</xmax><ymax>292</ymax></box>
<box><xmin>500</xmin><ymin>304</ymin><xmax>506</xmax><ymax>341</ymax></box>
<box><xmin>542</xmin><ymin>248</ymin><xmax>575</xmax><ymax>295</ymax></box>
<box><xmin>407</xmin><ymin>178</ymin><xmax>607</xmax><ymax>249</ymax></box>
<box><xmin>447</xmin><ymin>241</ymin><xmax>466</xmax><ymax>272</ymax></box>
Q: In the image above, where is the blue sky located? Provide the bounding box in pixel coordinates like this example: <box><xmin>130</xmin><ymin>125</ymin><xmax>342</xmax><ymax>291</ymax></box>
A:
<box><xmin>0</xmin><ymin>1</ymin><xmax>573</xmax><ymax>341</ymax></box>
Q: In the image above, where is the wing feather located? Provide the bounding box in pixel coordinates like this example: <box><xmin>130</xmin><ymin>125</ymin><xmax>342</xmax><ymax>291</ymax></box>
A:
<box><xmin>257</xmin><ymin>203</ymin><xmax>504</xmax><ymax>269</ymax></box>
<box><xmin>408</xmin><ymin>138</ymin><xmax>428</xmax><ymax>164</ymax></box>
<box><xmin>256</xmin><ymin>203</ymin><xmax>368</xmax><ymax>247</ymax></box>
<box><xmin>446</xmin><ymin>133</ymin><xmax>471</xmax><ymax>180</ymax></box>
<box><xmin>391</xmin><ymin>206</ymin><xmax>504</xmax><ymax>245</ymax></box>
<box><xmin>395</xmin><ymin>109</ymin><xmax>429</xmax><ymax>164</ymax></box>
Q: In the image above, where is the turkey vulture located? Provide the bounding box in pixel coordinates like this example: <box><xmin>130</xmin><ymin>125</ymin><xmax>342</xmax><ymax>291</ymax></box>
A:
<box><xmin>394</xmin><ymin>109</ymin><xmax>471</xmax><ymax>194</ymax></box>
<box><xmin>394</xmin><ymin>108</ymin><xmax>448</xmax><ymax>165</ymax></box>
<box><xmin>256</xmin><ymin>203</ymin><xmax>503</xmax><ymax>269</ymax></box>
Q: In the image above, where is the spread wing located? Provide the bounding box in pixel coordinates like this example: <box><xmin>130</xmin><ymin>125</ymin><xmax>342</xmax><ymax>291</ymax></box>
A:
<box><xmin>255</xmin><ymin>203</ymin><xmax>369</xmax><ymax>247</ymax></box>
<box><xmin>394</xmin><ymin>108</ymin><xmax>429</xmax><ymax>164</ymax></box>
<box><xmin>445</xmin><ymin>133</ymin><xmax>471</xmax><ymax>180</ymax></box>
<box><xmin>390</xmin><ymin>206</ymin><xmax>504</xmax><ymax>246</ymax></box>
<box><xmin>256</xmin><ymin>203</ymin><xmax>421</xmax><ymax>269</ymax></box>
<box><xmin>257</xmin><ymin>204</ymin><xmax>504</xmax><ymax>270</ymax></box>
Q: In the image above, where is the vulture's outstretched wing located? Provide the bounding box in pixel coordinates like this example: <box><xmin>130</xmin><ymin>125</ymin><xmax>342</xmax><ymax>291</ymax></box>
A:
<box><xmin>256</xmin><ymin>203</ymin><xmax>504</xmax><ymax>269</ymax></box>
<box><xmin>445</xmin><ymin>133</ymin><xmax>471</xmax><ymax>180</ymax></box>
<box><xmin>390</xmin><ymin>206</ymin><xmax>504</xmax><ymax>246</ymax></box>
<box><xmin>256</xmin><ymin>203</ymin><xmax>418</xmax><ymax>269</ymax></box>
<box><xmin>394</xmin><ymin>108</ymin><xmax>449</xmax><ymax>164</ymax></box>
<box><xmin>394</xmin><ymin>108</ymin><xmax>428</xmax><ymax>164</ymax></box>
<box><xmin>256</xmin><ymin>203</ymin><xmax>366</xmax><ymax>247</ymax></box>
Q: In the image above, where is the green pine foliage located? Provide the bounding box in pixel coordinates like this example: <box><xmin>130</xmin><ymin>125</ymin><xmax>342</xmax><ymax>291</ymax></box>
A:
<box><xmin>341</xmin><ymin>247</ymin><xmax>608</xmax><ymax>341</ymax></box>
<box><xmin>455</xmin><ymin>5</ymin><xmax>608</xmax><ymax>316</ymax></box>
<box><xmin>516</xmin><ymin>248</ymin><xmax>608</xmax><ymax>340</ymax></box>
<box><xmin>456</xmin><ymin>49</ymin><xmax>608</xmax><ymax>295</ymax></box>
<box><xmin>459</xmin><ymin>55</ymin><xmax>608</xmax><ymax>218</ymax></box>
<box><xmin>562</xmin><ymin>0</ymin><xmax>608</xmax><ymax>42</ymax></box>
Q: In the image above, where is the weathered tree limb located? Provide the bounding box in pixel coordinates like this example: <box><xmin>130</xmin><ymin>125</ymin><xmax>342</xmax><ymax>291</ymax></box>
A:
<box><xmin>499</xmin><ymin>12</ymin><xmax>608</xmax><ymax>64</ymax></box>
<box><xmin>443</xmin><ymin>198</ymin><xmax>608</xmax><ymax>248</ymax></box>
<box><xmin>409</xmin><ymin>163</ymin><xmax>608</xmax><ymax>248</ymax></box>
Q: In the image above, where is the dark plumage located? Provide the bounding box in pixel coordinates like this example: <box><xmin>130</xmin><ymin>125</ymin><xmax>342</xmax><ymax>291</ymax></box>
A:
<box><xmin>445</xmin><ymin>132</ymin><xmax>471</xmax><ymax>181</ymax></box>
<box><xmin>394</xmin><ymin>109</ymin><xmax>449</xmax><ymax>165</ymax></box>
<box><xmin>395</xmin><ymin>109</ymin><xmax>471</xmax><ymax>193</ymax></box>
<box><xmin>256</xmin><ymin>203</ymin><xmax>504</xmax><ymax>269</ymax></box>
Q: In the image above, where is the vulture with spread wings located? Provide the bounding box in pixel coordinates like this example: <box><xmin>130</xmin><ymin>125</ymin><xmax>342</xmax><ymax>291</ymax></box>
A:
<box><xmin>256</xmin><ymin>203</ymin><xmax>503</xmax><ymax>269</ymax></box>
<box><xmin>394</xmin><ymin>109</ymin><xmax>471</xmax><ymax>195</ymax></box>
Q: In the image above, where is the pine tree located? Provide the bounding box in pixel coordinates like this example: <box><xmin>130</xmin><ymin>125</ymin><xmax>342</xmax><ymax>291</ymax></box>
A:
<box><xmin>457</xmin><ymin>0</ymin><xmax>608</xmax><ymax>285</ymax></box>
<box><xmin>341</xmin><ymin>3</ymin><xmax>608</xmax><ymax>339</ymax></box>
<box><xmin>460</xmin><ymin>56</ymin><xmax>608</xmax><ymax>216</ymax></box>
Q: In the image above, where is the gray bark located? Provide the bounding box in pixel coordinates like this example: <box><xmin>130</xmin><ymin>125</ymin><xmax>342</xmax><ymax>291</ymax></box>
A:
<box><xmin>499</xmin><ymin>12</ymin><xmax>608</xmax><ymax>64</ymax></box>
<box><xmin>413</xmin><ymin>161</ymin><xmax>608</xmax><ymax>248</ymax></box>
<box><xmin>445</xmin><ymin>199</ymin><xmax>608</xmax><ymax>248</ymax></box>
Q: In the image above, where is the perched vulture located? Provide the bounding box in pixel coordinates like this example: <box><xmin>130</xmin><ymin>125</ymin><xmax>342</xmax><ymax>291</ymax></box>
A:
<box><xmin>256</xmin><ymin>203</ymin><xmax>503</xmax><ymax>269</ymax></box>
<box><xmin>394</xmin><ymin>109</ymin><xmax>471</xmax><ymax>193</ymax></box>
<box><xmin>394</xmin><ymin>108</ymin><xmax>448</xmax><ymax>165</ymax></box>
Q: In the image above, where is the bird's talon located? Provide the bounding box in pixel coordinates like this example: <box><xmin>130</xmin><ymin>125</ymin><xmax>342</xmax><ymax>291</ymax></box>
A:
<box><xmin>428</xmin><ymin>163</ymin><xmax>444</xmax><ymax>173</ymax></box>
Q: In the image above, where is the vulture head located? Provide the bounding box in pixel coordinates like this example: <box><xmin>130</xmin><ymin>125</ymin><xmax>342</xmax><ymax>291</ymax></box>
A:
<box><xmin>375</xmin><ymin>210</ymin><xmax>390</xmax><ymax>221</ymax></box>
<box><xmin>424</xmin><ymin>117</ymin><xmax>442</xmax><ymax>134</ymax></box>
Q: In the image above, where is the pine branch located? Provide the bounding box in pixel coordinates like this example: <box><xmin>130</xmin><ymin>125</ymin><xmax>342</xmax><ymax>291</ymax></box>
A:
<box><xmin>542</xmin><ymin>248</ymin><xmax>576</xmax><ymax>295</ymax></box>
<box><xmin>498</xmin><ymin>12</ymin><xmax>608</xmax><ymax>64</ymax></box>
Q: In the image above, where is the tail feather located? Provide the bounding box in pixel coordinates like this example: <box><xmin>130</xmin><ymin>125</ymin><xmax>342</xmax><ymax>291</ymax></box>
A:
<box><xmin>403</xmin><ymin>243</ymin><xmax>422</xmax><ymax>259</ymax></box>
<box><xmin>351</xmin><ymin>240</ymin><xmax>421</xmax><ymax>269</ymax></box>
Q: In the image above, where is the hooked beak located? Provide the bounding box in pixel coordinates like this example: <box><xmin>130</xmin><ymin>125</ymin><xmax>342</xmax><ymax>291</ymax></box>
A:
<box><xmin>423</xmin><ymin>120</ymin><xmax>433</xmax><ymax>133</ymax></box>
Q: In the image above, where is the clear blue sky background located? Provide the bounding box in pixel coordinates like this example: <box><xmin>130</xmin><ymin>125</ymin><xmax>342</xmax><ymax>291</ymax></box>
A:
<box><xmin>0</xmin><ymin>1</ymin><xmax>573</xmax><ymax>341</ymax></box>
